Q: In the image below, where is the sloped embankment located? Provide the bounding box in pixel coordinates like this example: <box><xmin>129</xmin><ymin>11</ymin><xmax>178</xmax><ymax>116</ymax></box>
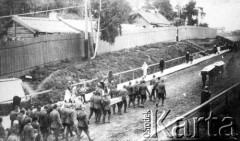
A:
<box><xmin>30</xmin><ymin>42</ymin><xmax>199</xmax><ymax>105</ymax></box>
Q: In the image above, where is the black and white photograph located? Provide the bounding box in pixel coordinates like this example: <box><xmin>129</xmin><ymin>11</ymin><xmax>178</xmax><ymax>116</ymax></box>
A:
<box><xmin>0</xmin><ymin>0</ymin><xmax>240</xmax><ymax>140</ymax></box>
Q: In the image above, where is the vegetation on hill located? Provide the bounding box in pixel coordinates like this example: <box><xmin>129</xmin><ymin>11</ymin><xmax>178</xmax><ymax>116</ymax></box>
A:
<box><xmin>27</xmin><ymin>41</ymin><xmax>200</xmax><ymax>105</ymax></box>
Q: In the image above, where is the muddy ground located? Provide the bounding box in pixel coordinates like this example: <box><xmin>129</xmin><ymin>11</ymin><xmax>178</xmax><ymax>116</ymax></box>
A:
<box><xmin>58</xmin><ymin>51</ymin><xmax>240</xmax><ymax>141</ymax></box>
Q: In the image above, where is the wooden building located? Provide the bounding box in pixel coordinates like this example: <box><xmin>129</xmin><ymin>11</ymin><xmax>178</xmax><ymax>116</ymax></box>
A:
<box><xmin>4</xmin><ymin>13</ymin><xmax>96</xmax><ymax>40</ymax></box>
<box><xmin>130</xmin><ymin>11</ymin><xmax>171</xmax><ymax>28</ymax></box>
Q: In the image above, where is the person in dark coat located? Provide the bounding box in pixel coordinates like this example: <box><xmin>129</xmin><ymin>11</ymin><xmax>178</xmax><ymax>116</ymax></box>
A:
<box><xmin>93</xmin><ymin>91</ymin><xmax>103</xmax><ymax>124</ymax></box>
<box><xmin>159</xmin><ymin>58</ymin><xmax>165</xmax><ymax>73</ymax></box>
<box><xmin>118</xmin><ymin>86</ymin><xmax>128</xmax><ymax>114</ymax></box>
<box><xmin>76</xmin><ymin>104</ymin><xmax>93</xmax><ymax>141</ymax></box>
<box><xmin>102</xmin><ymin>94</ymin><xmax>111</xmax><ymax>123</ymax></box>
<box><xmin>127</xmin><ymin>82</ymin><xmax>135</xmax><ymax>108</ymax></box>
<box><xmin>10</xmin><ymin>105</ymin><xmax>20</xmax><ymax>127</ymax></box>
<box><xmin>133</xmin><ymin>81</ymin><xmax>140</xmax><ymax>107</ymax></box>
<box><xmin>200</xmin><ymin>86</ymin><xmax>211</xmax><ymax>116</ymax></box>
<box><xmin>139</xmin><ymin>80</ymin><xmax>150</xmax><ymax>107</ymax></box>
<box><xmin>12</xmin><ymin>96</ymin><xmax>21</xmax><ymax>110</ymax></box>
<box><xmin>49</xmin><ymin>104</ymin><xmax>63</xmax><ymax>141</ymax></box>
<box><xmin>149</xmin><ymin>75</ymin><xmax>156</xmax><ymax>101</ymax></box>
<box><xmin>185</xmin><ymin>51</ymin><xmax>190</xmax><ymax>64</ymax></box>
<box><xmin>109</xmin><ymin>87</ymin><xmax>119</xmax><ymax>115</ymax></box>
<box><xmin>22</xmin><ymin>118</ymin><xmax>35</xmax><ymax>141</ymax></box>
<box><xmin>154</xmin><ymin>80</ymin><xmax>166</xmax><ymax>107</ymax></box>
<box><xmin>39</xmin><ymin>106</ymin><xmax>49</xmax><ymax>141</ymax></box>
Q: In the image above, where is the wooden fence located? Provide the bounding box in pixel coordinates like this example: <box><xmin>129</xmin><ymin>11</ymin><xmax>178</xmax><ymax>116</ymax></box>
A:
<box><xmin>0</xmin><ymin>33</ymin><xmax>85</xmax><ymax>78</ymax></box>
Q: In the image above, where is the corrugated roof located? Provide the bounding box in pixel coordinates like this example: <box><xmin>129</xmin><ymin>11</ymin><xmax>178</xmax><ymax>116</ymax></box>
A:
<box><xmin>12</xmin><ymin>16</ymin><xmax>80</xmax><ymax>33</ymax></box>
<box><xmin>134</xmin><ymin>11</ymin><xmax>170</xmax><ymax>25</ymax></box>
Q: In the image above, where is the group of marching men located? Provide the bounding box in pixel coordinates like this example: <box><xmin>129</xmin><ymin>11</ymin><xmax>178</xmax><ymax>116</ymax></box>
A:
<box><xmin>1</xmin><ymin>74</ymin><xmax>167</xmax><ymax>141</ymax></box>
<box><xmin>88</xmin><ymin>74</ymin><xmax>167</xmax><ymax>124</ymax></box>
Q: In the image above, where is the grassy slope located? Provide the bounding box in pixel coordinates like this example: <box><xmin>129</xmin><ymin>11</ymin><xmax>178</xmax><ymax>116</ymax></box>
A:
<box><xmin>28</xmin><ymin>41</ymin><xmax>204</xmax><ymax>105</ymax></box>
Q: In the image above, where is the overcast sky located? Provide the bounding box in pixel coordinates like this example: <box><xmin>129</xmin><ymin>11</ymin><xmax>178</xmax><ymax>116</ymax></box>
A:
<box><xmin>127</xmin><ymin>0</ymin><xmax>240</xmax><ymax>31</ymax></box>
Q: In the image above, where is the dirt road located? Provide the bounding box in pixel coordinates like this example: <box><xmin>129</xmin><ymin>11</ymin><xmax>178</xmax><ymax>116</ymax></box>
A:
<box><xmin>69</xmin><ymin>52</ymin><xmax>238</xmax><ymax>141</ymax></box>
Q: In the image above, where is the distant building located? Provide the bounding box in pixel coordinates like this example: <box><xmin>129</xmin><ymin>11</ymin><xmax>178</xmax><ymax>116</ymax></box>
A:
<box><xmin>129</xmin><ymin>11</ymin><xmax>171</xmax><ymax>28</ymax></box>
<box><xmin>4</xmin><ymin>12</ymin><xmax>96</xmax><ymax>41</ymax></box>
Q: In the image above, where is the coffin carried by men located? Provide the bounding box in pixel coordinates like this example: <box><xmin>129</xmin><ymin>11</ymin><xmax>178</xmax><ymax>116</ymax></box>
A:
<box><xmin>201</xmin><ymin>65</ymin><xmax>216</xmax><ymax>75</ymax></box>
<box><xmin>213</xmin><ymin>61</ymin><xmax>225</xmax><ymax>72</ymax></box>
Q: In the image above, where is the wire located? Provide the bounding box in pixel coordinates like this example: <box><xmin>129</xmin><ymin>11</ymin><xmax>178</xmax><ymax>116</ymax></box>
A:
<box><xmin>0</xmin><ymin>5</ymin><xmax>84</xmax><ymax>19</ymax></box>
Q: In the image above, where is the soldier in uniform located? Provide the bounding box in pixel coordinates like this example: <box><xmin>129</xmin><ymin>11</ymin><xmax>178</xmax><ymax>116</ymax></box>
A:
<box><xmin>109</xmin><ymin>86</ymin><xmax>119</xmax><ymax>115</ymax></box>
<box><xmin>49</xmin><ymin>104</ymin><xmax>63</xmax><ymax>141</ymax></box>
<box><xmin>139</xmin><ymin>80</ymin><xmax>150</xmax><ymax>107</ymax></box>
<box><xmin>200</xmin><ymin>86</ymin><xmax>211</xmax><ymax>116</ymax></box>
<box><xmin>93</xmin><ymin>91</ymin><xmax>103</xmax><ymax>124</ymax></box>
<box><xmin>76</xmin><ymin>104</ymin><xmax>93</xmax><ymax>141</ymax></box>
<box><xmin>127</xmin><ymin>82</ymin><xmax>135</xmax><ymax>108</ymax></box>
<box><xmin>61</xmin><ymin>103</ymin><xmax>74</xmax><ymax>140</ymax></box>
<box><xmin>10</xmin><ymin>105</ymin><xmax>20</xmax><ymax>127</ymax></box>
<box><xmin>149</xmin><ymin>75</ymin><xmax>156</xmax><ymax>101</ymax></box>
<box><xmin>154</xmin><ymin>79</ymin><xmax>166</xmax><ymax>107</ymax></box>
<box><xmin>102</xmin><ymin>94</ymin><xmax>111</xmax><ymax>123</ymax></box>
<box><xmin>118</xmin><ymin>86</ymin><xmax>128</xmax><ymax>114</ymax></box>
<box><xmin>22</xmin><ymin>118</ymin><xmax>35</xmax><ymax>141</ymax></box>
<box><xmin>39</xmin><ymin>106</ymin><xmax>49</xmax><ymax>141</ymax></box>
<box><xmin>133</xmin><ymin>81</ymin><xmax>140</xmax><ymax>107</ymax></box>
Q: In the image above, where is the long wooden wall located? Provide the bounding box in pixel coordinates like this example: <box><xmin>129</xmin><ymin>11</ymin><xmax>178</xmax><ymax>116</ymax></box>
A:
<box><xmin>0</xmin><ymin>34</ymin><xmax>85</xmax><ymax>78</ymax></box>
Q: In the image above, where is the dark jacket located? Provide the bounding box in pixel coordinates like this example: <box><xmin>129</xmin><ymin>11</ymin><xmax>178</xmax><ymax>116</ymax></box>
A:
<box><xmin>93</xmin><ymin>95</ymin><xmax>102</xmax><ymax>109</ymax></box>
<box><xmin>39</xmin><ymin>109</ymin><xmax>49</xmax><ymax>128</ymax></box>
<box><xmin>22</xmin><ymin>123</ymin><xmax>35</xmax><ymax>141</ymax></box>
<box><xmin>76</xmin><ymin>110</ymin><xmax>88</xmax><ymax>128</ymax></box>
<box><xmin>49</xmin><ymin>109</ymin><xmax>62</xmax><ymax>129</ymax></box>
<box><xmin>154</xmin><ymin>82</ymin><xmax>166</xmax><ymax>94</ymax></box>
<box><xmin>102</xmin><ymin>96</ymin><xmax>111</xmax><ymax>110</ymax></box>
<box><xmin>139</xmin><ymin>84</ymin><xmax>149</xmax><ymax>95</ymax></box>
<box><xmin>159</xmin><ymin>60</ymin><xmax>165</xmax><ymax>68</ymax></box>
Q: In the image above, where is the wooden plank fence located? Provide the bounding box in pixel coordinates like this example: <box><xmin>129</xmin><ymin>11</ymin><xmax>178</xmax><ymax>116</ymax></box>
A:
<box><xmin>0</xmin><ymin>33</ymin><xmax>86</xmax><ymax>78</ymax></box>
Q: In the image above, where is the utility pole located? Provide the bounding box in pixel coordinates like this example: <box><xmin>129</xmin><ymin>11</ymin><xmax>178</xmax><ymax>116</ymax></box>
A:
<box><xmin>84</xmin><ymin>0</ymin><xmax>89</xmax><ymax>59</ymax></box>
<box><xmin>91</xmin><ymin>0</ymin><xmax>101</xmax><ymax>60</ymax></box>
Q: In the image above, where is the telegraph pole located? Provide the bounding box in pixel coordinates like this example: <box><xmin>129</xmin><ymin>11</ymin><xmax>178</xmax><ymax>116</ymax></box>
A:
<box><xmin>91</xmin><ymin>0</ymin><xmax>101</xmax><ymax>59</ymax></box>
<box><xmin>84</xmin><ymin>0</ymin><xmax>89</xmax><ymax>59</ymax></box>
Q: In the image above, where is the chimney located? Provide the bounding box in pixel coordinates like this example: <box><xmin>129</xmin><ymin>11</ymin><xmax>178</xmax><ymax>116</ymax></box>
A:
<box><xmin>49</xmin><ymin>12</ymin><xmax>58</xmax><ymax>20</ymax></box>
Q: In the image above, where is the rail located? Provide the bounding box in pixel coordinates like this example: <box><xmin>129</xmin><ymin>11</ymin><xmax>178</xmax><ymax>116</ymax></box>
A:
<box><xmin>71</xmin><ymin>45</ymin><xmax>225</xmax><ymax>88</ymax></box>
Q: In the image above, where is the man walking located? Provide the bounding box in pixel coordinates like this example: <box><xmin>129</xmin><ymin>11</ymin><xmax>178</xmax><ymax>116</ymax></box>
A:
<box><xmin>76</xmin><ymin>104</ymin><xmax>93</xmax><ymax>141</ymax></box>
<box><xmin>22</xmin><ymin>118</ymin><xmax>35</xmax><ymax>141</ymax></box>
<box><xmin>139</xmin><ymin>80</ymin><xmax>150</xmax><ymax>107</ymax></box>
<box><xmin>200</xmin><ymin>86</ymin><xmax>211</xmax><ymax>116</ymax></box>
<box><xmin>133</xmin><ymin>81</ymin><xmax>140</xmax><ymax>107</ymax></box>
<box><xmin>118</xmin><ymin>86</ymin><xmax>128</xmax><ymax>114</ymax></box>
<box><xmin>154</xmin><ymin>80</ymin><xmax>166</xmax><ymax>107</ymax></box>
<box><xmin>49</xmin><ymin>104</ymin><xmax>63</xmax><ymax>141</ymax></box>
<box><xmin>93</xmin><ymin>91</ymin><xmax>103</xmax><ymax>124</ymax></box>
<box><xmin>159</xmin><ymin>58</ymin><xmax>165</xmax><ymax>73</ymax></box>
<box><xmin>149</xmin><ymin>75</ymin><xmax>156</xmax><ymax>101</ymax></box>
<box><xmin>102</xmin><ymin>94</ymin><xmax>111</xmax><ymax>123</ymax></box>
<box><xmin>127</xmin><ymin>82</ymin><xmax>135</xmax><ymax>108</ymax></box>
